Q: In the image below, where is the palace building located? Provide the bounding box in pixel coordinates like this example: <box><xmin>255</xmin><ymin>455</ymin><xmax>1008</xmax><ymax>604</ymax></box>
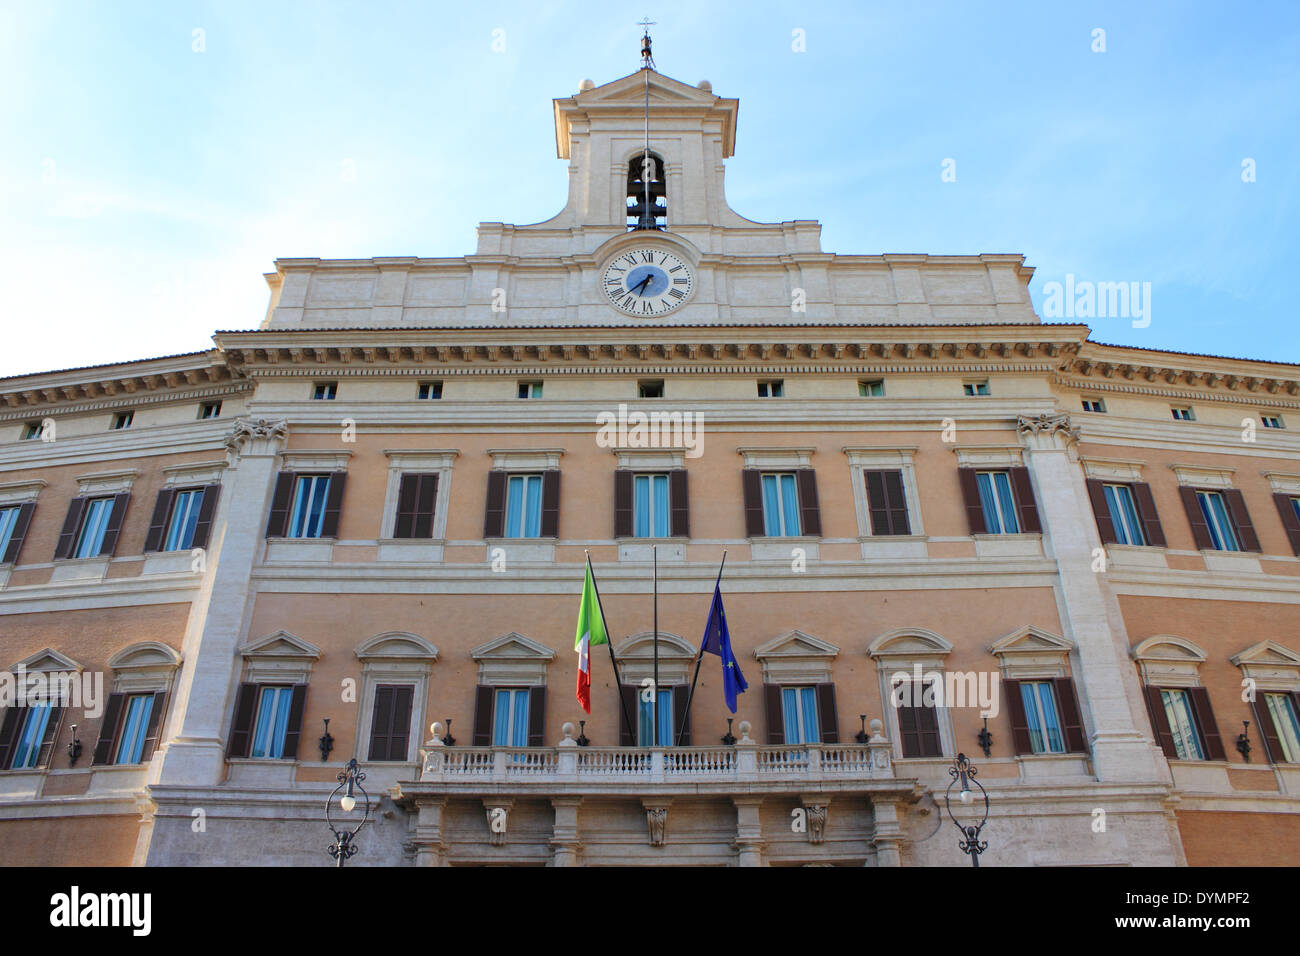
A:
<box><xmin>2</xmin><ymin>63</ymin><xmax>1300</xmax><ymax>867</ymax></box>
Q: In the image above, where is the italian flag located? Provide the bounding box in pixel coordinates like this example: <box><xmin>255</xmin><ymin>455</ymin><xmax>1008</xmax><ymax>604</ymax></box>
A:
<box><xmin>574</xmin><ymin>558</ymin><xmax>609</xmax><ymax>713</ymax></box>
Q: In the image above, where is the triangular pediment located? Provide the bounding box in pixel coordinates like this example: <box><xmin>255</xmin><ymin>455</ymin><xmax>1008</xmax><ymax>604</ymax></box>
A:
<box><xmin>471</xmin><ymin>632</ymin><xmax>556</xmax><ymax>662</ymax></box>
<box><xmin>9</xmin><ymin>647</ymin><xmax>82</xmax><ymax>673</ymax></box>
<box><xmin>989</xmin><ymin>626</ymin><xmax>1073</xmax><ymax>656</ymax></box>
<box><xmin>1230</xmin><ymin>641</ymin><xmax>1300</xmax><ymax>668</ymax></box>
<box><xmin>754</xmin><ymin>629</ymin><xmax>839</xmax><ymax>660</ymax></box>
<box><xmin>577</xmin><ymin>70</ymin><xmax>720</xmax><ymax>106</ymax></box>
<box><xmin>240</xmin><ymin>629</ymin><xmax>321</xmax><ymax>660</ymax></box>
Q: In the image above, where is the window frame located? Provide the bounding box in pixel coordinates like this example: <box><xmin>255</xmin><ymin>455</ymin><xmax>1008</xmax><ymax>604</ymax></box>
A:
<box><xmin>637</xmin><ymin>380</ymin><xmax>665</xmax><ymax>399</ymax></box>
<box><xmin>858</xmin><ymin>379</ymin><xmax>885</xmax><ymax>397</ymax></box>
<box><xmin>7</xmin><ymin>701</ymin><xmax>56</xmax><ymax>770</ymax></box>
<box><xmin>417</xmin><ymin>381</ymin><xmax>444</xmax><ymax>400</ymax></box>
<box><xmin>1261</xmin><ymin>414</ymin><xmax>1285</xmax><ymax>429</ymax></box>
<box><xmin>1102</xmin><ymin>482</ymin><xmax>1146</xmax><ymax>546</ymax></box>
<box><xmin>963</xmin><ymin>380</ymin><xmax>990</xmax><ymax>396</ymax></box>
<box><xmin>975</xmin><ymin>470</ymin><xmax>1020</xmax><ymax>535</ymax></box>
<box><xmin>72</xmin><ymin>495</ymin><xmax>116</xmax><ymax>558</ymax></box>
<box><xmin>249</xmin><ymin>684</ymin><xmax>297</xmax><ymax>760</ymax></box>
<box><xmin>1081</xmin><ymin>398</ymin><xmax>1106</xmax><ymax>413</ymax></box>
<box><xmin>287</xmin><ymin>474</ymin><xmax>333</xmax><ymax>539</ymax></box>
<box><xmin>312</xmin><ymin>382</ymin><xmax>338</xmax><ymax>401</ymax></box>
<box><xmin>760</xmin><ymin>472</ymin><xmax>802</xmax><ymax>537</ymax></box>
<box><xmin>632</xmin><ymin>472</ymin><xmax>672</xmax><ymax>538</ymax></box>
<box><xmin>1171</xmin><ymin>406</ymin><xmax>1195</xmax><ymax>421</ymax></box>
<box><xmin>1160</xmin><ymin>688</ymin><xmax>1206</xmax><ymax>760</ymax></box>
<box><xmin>517</xmin><ymin>381</ymin><xmax>543</xmax><ymax>399</ymax></box>
<box><xmin>197</xmin><ymin>401</ymin><xmax>222</xmax><ymax>420</ymax></box>
<box><xmin>1019</xmin><ymin>680</ymin><xmax>1066</xmax><ymax>754</ymax></box>
<box><xmin>110</xmin><ymin>411</ymin><xmax>134</xmax><ymax>430</ymax></box>
<box><xmin>757</xmin><ymin>380</ymin><xmax>784</xmax><ymax>398</ymax></box>
<box><xmin>503</xmin><ymin>473</ymin><xmax>545</xmax><ymax>539</ymax></box>
<box><xmin>1195</xmin><ymin>489</ymin><xmax>1241</xmax><ymax>551</ymax></box>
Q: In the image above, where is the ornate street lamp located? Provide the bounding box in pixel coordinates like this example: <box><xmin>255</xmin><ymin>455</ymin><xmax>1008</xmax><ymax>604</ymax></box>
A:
<box><xmin>326</xmin><ymin>759</ymin><xmax>371</xmax><ymax>867</ymax></box>
<box><xmin>944</xmin><ymin>752</ymin><xmax>989</xmax><ymax>867</ymax></box>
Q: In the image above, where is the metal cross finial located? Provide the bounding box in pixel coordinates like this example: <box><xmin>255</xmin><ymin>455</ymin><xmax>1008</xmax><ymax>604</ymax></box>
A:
<box><xmin>638</xmin><ymin>18</ymin><xmax>656</xmax><ymax>70</ymax></box>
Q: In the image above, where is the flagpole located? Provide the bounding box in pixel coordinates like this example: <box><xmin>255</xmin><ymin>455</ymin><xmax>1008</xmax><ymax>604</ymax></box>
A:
<box><xmin>652</xmin><ymin>544</ymin><xmax>659</xmax><ymax>747</ymax></box>
<box><xmin>675</xmin><ymin>551</ymin><xmax>727</xmax><ymax>747</ymax></box>
<box><xmin>586</xmin><ymin>551</ymin><xmax>635</xmax><ymax>744</ymax></box>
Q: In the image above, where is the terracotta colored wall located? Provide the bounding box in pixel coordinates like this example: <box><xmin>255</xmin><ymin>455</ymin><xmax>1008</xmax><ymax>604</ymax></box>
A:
<box><xmin>0</xmin><ymin>815</ymin><xmax>140</xmax><ymax>866</ymax></box>
<box><xmin>1177</xmin><ymin>810</ymin><xmax>1300</xmax><ymax>865</ymax></box>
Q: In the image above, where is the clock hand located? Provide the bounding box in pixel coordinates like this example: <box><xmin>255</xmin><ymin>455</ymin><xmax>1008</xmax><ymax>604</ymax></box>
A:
<box><xmin>630</xmin><ymin>275</ymin><xmax>653</xmax><ymax>296</ymax></box>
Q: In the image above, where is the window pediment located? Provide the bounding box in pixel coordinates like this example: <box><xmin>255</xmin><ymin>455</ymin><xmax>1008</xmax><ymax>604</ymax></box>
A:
<box><xmin>239</xmin><ymin>630</ymin><xmax>320</xmax><ymax>684</ymax></box>
<box><xmin>1230</xmin><ymin>640</ymin><xmax>1300</xmax><ymax>692</ymax></box>
<box><xmin>989</xmin><ymin>626</ymin><xmax>1073</xmax><ymax>679</ymax></box>
<box><xmin>867</xmin><ymin>628</ymin><xmax>952</xmax><ymax>664</ymax></box>
<box><xmin>1131</xmin><ymin>635</ymin><xmax>1207</xmax><ymax>687</ymax></box>
<box><xmin>9</xmin><ymin>647</ymin><xmax>83</xmax><ymax>674</ymax></box>
<box><xmin>471</xmin><ymin>633</ymin><xmax>555</xmax><ymax>686</ymax></box>
<box><xmin>355</xmin><ymin>632</ymin><xmax>438</xmax><ymax>663</ymax></box>
<box><xmin>615</xmin><ymin>632</ymin><xmax>694</xmax><ymax>684</ymax></box>
<box><xmin>108</xmin><ymin>641</ymin><xmax>181</xmax><ymax>693</ymax></box>
<box><xmin>754</xmin><ymin>630</ymin><xmax>837</xmax><ymax>684</ymax></box>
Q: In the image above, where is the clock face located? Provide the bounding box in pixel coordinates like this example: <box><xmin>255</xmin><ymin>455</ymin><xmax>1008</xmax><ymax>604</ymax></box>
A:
<box><xmin>602</xmin><ymin>248</ymin><xmax>693</xmax><ymax>316</ymax></box>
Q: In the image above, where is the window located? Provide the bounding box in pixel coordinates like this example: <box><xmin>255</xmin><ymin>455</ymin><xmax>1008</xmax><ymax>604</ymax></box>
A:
<box><xmin>198</xmin><ymin>401</ymin><xmax>222</xmax><ymax>420</ymax></box>
<box><xmin>1019</xmin><ymin>681</ymin><xmax>1065</xmax><ymax>754</ymax></box>
<box><xmin>313</xmin><ymin>382</ymin><xmax>337</xmax><ymax>400</ymax></box>
<box><xmin>638</xmin><ymin>687</ymin><xmax>675</xmax><ymax>746</ymax></box>
<box><xmin>492</xmin><ymin>689</ymin><xmax>531</xmax><ymax>747</ymax></box>
<box><xmin>162</xmin><ymin>489</ymin><xmax>204</xmax><ymax>551</ymax></box>
<box><xmin>73</xmin><ymin>496</ymin><xmax>116</xmax><ymax>558</ymax></box>
<box><xmin>286</xmin><ymin>475</ymin><xmax>332</xmax><ymax>538</ymax></box>
<box><xmin>1262</xmin><ymin>693</ymin><xmax>1300</xmax><ymax>763</ymax></box>
<box><xmin>505</xmin><ymin>474</ymin><xmax>544</xmax><ymax>538</ymax></box>
<box><xmin>250</xmin><ymin>686</ymin><xmax>296</xmax><ymax>759</ymax></box>
<box><xmin>781</xmin><ymin>687</ymin><xmax>820</xmax><ymax>745</ymax></box>
<box><xmin>761</xmin><ymin>473</ymin><xmax>801</xmax><ymax>536</ymax></box>
<box><xmin>633</xmin><ymin>474</ymin><xmax>670</xmax><ymax>537</ymax></box>
<box><xmin>393</xmin><ymin>473</ymin><xmax>438</xmax><ymax>539</ymax></box>
<box><xmin>21</xmin><ymin>422</ymin><xmax>41</xmax><ymax>440</ymax></box>
<box><xmin>858</xmin><ymin>380</ymin><xmax>885</xmax><ymax>397</ymax></box>
<box><xmin>1161</xmin><ymin>689</ymin><xmax>1205</xmax><ymax>760</ymax></box>
<box><xmin>1103</xmin><ymin>483</ymin><xmax>1146</xmax><ymax>546</ymax></box>
<box><xmin>112</xmin><ymin>694</ymin><xmax>157</xmax><ymax>764</ymax></box>
<box><xmin>0</xmin><ymin>507</ymin><xmax>21</xmax><ymax>557</ymax></box>
<box><xmin>1196</xmin><ymin>490</ymin><xmax>1241</xmax><ymax>551</ymax></box>
<box><xmin>963</xmin><ymin>380</ymin><xmax>990</xmax><ymax>396</ymax></box>
<box><xmin>976</xmin><ymin>471</ymin><xmax>1020</xmax><ymax>534</ymax></box>
<box><xmin>892</xmin><ymin>679</ymin><xmax>943</xmax><ymax>758</ymax></box>
<box><xmin>1262</xmin><ymin>415</ymin><xmax>1285</xmax><ymax>429</ymax></box>
<box><xmin>638</xmin><ymin>380</ymin><xmax>664</xmax><ymax>399</ymax></box>
<box><xmin>757</xmin><ymin>380</ymin><xmax>784</xmax><ymax>398</ymax></box>
<box><xmin>417</xmin><ymin>381</ymin><xmax>443</xmax><ymax>400</ymax></box>
<box><xmin>1171</xmin><ymin>406</ymin><xmax>1194</xmax><ymax>421</ymax></box>
<box><xmin>1081</xmin><ymin>398</ymin><xmax>1105</xmax><ymax>413</ymax></box>
<box><xmin>111</xmin><ymin>411</ymin><xmax>133</xmax><ymax>430</ymax></box>
<box><xmin>517</xmin><ymin>381</ymin><xmax>543</xmax><ymax>399</ymax></box>
<box><xmin>626</xmin><ymin>151</ymin><xmax>666</xmax><ymax>230</ymax></box>
<box><xmin>863</xmin><ymin>470</ymin><xmax>910</xmax><ymax>535</ymax></box>
<box><xmin>5</xmin><ymin>701</ymin><xmax>56</xmax><ymax>769</ymax></box>
<box><xmin>367</xmin><ymin>684</ymin><xmax>414</xmax><ymax>761</ymax></box>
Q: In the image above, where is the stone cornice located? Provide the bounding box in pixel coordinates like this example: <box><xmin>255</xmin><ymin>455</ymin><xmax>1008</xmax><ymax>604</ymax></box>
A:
<box><xmin>0</xmin><ymin>379</ymin><xmax>249</xmax><ymax>421</ymax></box>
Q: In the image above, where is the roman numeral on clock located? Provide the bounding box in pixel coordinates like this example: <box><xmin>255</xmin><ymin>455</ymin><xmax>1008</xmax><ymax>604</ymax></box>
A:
<box><xmin>673</xmin><ymin>277</ymin><xmax>688</xmax><ymax>284</ymax></box>
<box><xmin>668</xmin><ymin>288</ymin><xmax>685</xmax><ymax>299</ymax></box>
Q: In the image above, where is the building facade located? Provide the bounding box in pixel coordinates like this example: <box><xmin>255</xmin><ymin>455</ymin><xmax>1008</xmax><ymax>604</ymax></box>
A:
<box><xmin>2</xmin><ymin>69</ymin><xmax>1299</xmax><ymax>867</ymax></box>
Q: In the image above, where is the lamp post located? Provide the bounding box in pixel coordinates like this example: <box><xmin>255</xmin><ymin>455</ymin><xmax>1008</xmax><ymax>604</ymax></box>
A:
<box><xmin>326</xmin><ymin>759</ymin><xmax>371</xmax><ymax>867</ymax></box>
<box><xmin>944</xmin><ymin>753</ymin><xmax>989</xmax><ymax>867</ymax></box>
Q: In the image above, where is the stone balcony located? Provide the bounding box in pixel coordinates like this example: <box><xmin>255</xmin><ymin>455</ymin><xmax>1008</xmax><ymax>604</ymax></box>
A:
<box><xmin>393</xmin><ymin>720</ymin><xmax>921</xmax><ymax>865</ymax></box>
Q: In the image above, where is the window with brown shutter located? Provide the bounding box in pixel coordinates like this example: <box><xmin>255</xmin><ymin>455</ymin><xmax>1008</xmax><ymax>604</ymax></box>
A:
<box><xmin>1085</xmin><ymin>479</ymin><xmax>1117</xmax><ymax>544</ymax></box>
<box><xmin>796</xmin><ymin>469</ymin><xmax>821</xmax><ymax>536</ymax></box>
<box><xmin>527</xmin><ymin>687</ymin><xmax>546</xmax><ymax>747</ymax></box>
<box><xmin>540</xmin><ymin>470</ymin><xmax>561</xmax><ymax>537</ymax></box>
<box><xmin>319</xmin><ymin>472</ymin><xmax>347</xmax><ymax>538</ymax></box>
<box><xmin>94</xmin><ymin>492</ymin><xmax>131</xmax><ymax>556</ymax></box>
<box><xmin>815</xmin><ymin>682</ymin><xmax>838</xmax><ymax>743</ymax></box>
<box><xmin>1222</xmin><ymin>488</ymin><xmax>1261</xmax><ymax>552</ymax></box>
<box><xmin>143</xmin><ymin>489</ymin><xmax>176</xmax><ymax>553</ymax></box>
<box><xmin>54</xmin><ymin>497</ymin><xmax>88</xmax><ymax>560</ymax></box>
<box><xmin>956</xmin><ymin>468</ymin><xmax>986</xmax><ymax>535</ymax></box>
<box><xmin>895</xmin><ymin>681</ymin><xmax>942</xmax><ymax>757</ymax></box>
<box><xmin>741</xmin><ymin>470</ymin><xmax>765</xmax><ymax>537</ymax></box>
<box><xmin>191</xmin><ymin>485</ymin><xmax>221</xmax><ymax>550</ymax></box>
<box><xmin>280</xmin><ymin>684</ymin><xmax>308</xmax><ymax>759</ymax></box>
<box><xmin>1132</xmin><ymin>482</ymin><xmax>1167</xmax><ymax>547</ymax></box>
<box><xmin>1053</xmin><ymin>678</ymin><xmax>1088</xmax><ymax>754</ymax></box>
<box><xmin>1178</xmin><ymin>486</ymin><xmax>1216</xmax><ymax>550</ymax></box>
<box><xmin>864</xmin><ymin>470</ymin><xmax>910</xmax><ymax>535</ymax></box>
<box><xmin>620</xmin><ymin>684</ymin><xmax>639</xmax><ymax>746</ymax></box>
<box><xmin>1008</xmin><ymin>467</ymin><xmax>1041</xmax><ymax>533</ymax></box>
<box><xmin>1</xmin><ymin>501</ymin><xmax>35</xmax><ymax>565</ymax></box>
<box><xmin>673</xmin><ymin>684</ymin><xmax>692</xmax><ymax>745</ymax></box>
<box><xmin>1274</xmin><ymin>494</ymin><xmax>1300</xmax><ymax>556</ymax></box>
<box><xmin>138</xmin><ymin>692</ymin><xmax>167</xmax><ymax>763</ymax></box>
<box><xmin>33</xmin><ymin>705</ymin><xmax>63</xmax><ymax>769</ymax></box>
<box><xmin>483</xmin><ymin>472</ymin><xmax>507</xmax><ymax>538</ymax></box>
<box><xmin>763</xmin><ymin>683</ymin><xmax>784</xmax><ymax>744</ymax></box>
<box><xmin>226</xmin><ymin>683</ymin><xmax>259</xmax><ymax>758</ymax></box>
<box><xmin>1003</xmin><ymin>679</ymin><xmax>1033</xmax><ymax>755</ymax></box>
<box><xmin>613</xmin><ymin>470</ymin><xmax>634</xmax><ymax>538</ymax></box>
<box><xmin>471</xmin><ymin>685</ymin><xmax>495</xmax><ymax>746</ymax></box>
<box><xmin>368</xmin><ymin>684</ymin><xmax>415</xmax><ymax>761</ymax></box>
<box><xmin>1251</xmin><ymin>691</ymin><xmax>1300</xmax><ymax>765</ymax></box>
<box><xmin>669</xmin><ymin>469</ymin><xmax>689</xmax><ymax>538</ymax></box>
<box><xmin>265</xmin><ymin>472</ymin><xmax>296</xmax><ymax>538</ymax></box>
<box><xmin>0</xmin><ymin>707</ymin><xmax>22</xmax><ymax>769</ymax></box>
<box><xmin>1143</xmin><ymin>686</ymin><xmax>1179</xmax><ymax>758</ymax></box>
<box><xmin>1187</xmin><ymin>686</ymin><xmax>1226</xmax><ymax>760</ymax></box>
<box><xmin>92</xmin><ymin>693</ymin><xmax>127</xmax><ymax>765</ymax></box>
<box><xmin>394</xmin><ymin>473</ymin><xmax>438</xmax><ymax>539</ymax></box>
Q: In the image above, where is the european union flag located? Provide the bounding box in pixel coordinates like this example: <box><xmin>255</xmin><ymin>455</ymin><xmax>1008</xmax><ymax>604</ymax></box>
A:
<box><xmin>700</xmin><ymin>583</ymin><xmax>748</xmax><ymax>713</ymax></box>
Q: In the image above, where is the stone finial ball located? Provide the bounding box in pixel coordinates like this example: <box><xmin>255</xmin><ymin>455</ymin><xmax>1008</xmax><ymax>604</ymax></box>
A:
<box><xmin>562</xmin><ymin>722</ymin><xmax>576</xmax><ymax>738</ymax></box>
<box><xmin>869</xmin><ymin>718</ymin><xmax>883</xmax><ymax>735</ymax></box>
<box><xmin>738</xmin><ymin>720</ymin><xmax>751</xmax><ymax>735</ymax></box>
<box><xmin>579</xmin><ymin>78</ymin><xmax>595</xmax><ymax>91</ymax></box>
<box><xmin>430</xmin><ymin>721</ymin><xmax>443</xmax><ymax>737</ymax></box>
<box><xmin>697</xmin><ymin>79</ymin><xmax>712</xmax><ymax>91</ymax></box>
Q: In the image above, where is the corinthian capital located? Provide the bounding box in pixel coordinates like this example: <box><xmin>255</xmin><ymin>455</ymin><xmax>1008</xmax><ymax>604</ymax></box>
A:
<box><xmin>1017</xmin><ymin>412</ymin><xmax>1080</xmax><ymax>450</ymax></box>
<box><xmin>224</xmin><ymin>417</ymin><xmax>289</xmax><ymax>457</ymax></box>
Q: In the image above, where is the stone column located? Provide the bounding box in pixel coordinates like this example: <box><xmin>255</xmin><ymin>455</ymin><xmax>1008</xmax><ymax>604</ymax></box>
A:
<box><xmin>870</xmin><ymin>798</ymin><xmax>902</xmax><ymax>867</ymax></box>
<box><xmin>732</xmin><ymin>796</ymin><xmax>765</xmax><ymax>867</ymax></box>
<box><xmin>550</xmin><ymin>797</ymin><xmax>583</xmax><ymax>866</ymax></box>
<box><xmin>1017</xmin><ymin>413</ymin><xmax>1168</xmax><ymax>783</ymax></box>
<box><xmin>148</xmin><ymin>418</ymin><xmax>289</xmax><ymax>789</ymax></box>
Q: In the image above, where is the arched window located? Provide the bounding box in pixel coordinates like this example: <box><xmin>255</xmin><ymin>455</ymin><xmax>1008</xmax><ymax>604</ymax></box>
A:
<box><xmin>627</xmin><ymin>151</ymin><xmax>666</xmax><ymax>230</ymax></box>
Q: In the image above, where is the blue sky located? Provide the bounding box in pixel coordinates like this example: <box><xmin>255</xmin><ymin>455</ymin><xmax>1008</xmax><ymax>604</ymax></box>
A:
<box><xmin>2</xmin><ymin>1</ymin><xmax>1297</xmax><ymax>378</ymax></box>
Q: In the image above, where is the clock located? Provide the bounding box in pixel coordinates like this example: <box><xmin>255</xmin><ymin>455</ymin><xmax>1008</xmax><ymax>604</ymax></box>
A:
<box><xmin>602</xmin><ymin>248</ymin><xmax>694</xmax><ymax>316</ymax></box>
